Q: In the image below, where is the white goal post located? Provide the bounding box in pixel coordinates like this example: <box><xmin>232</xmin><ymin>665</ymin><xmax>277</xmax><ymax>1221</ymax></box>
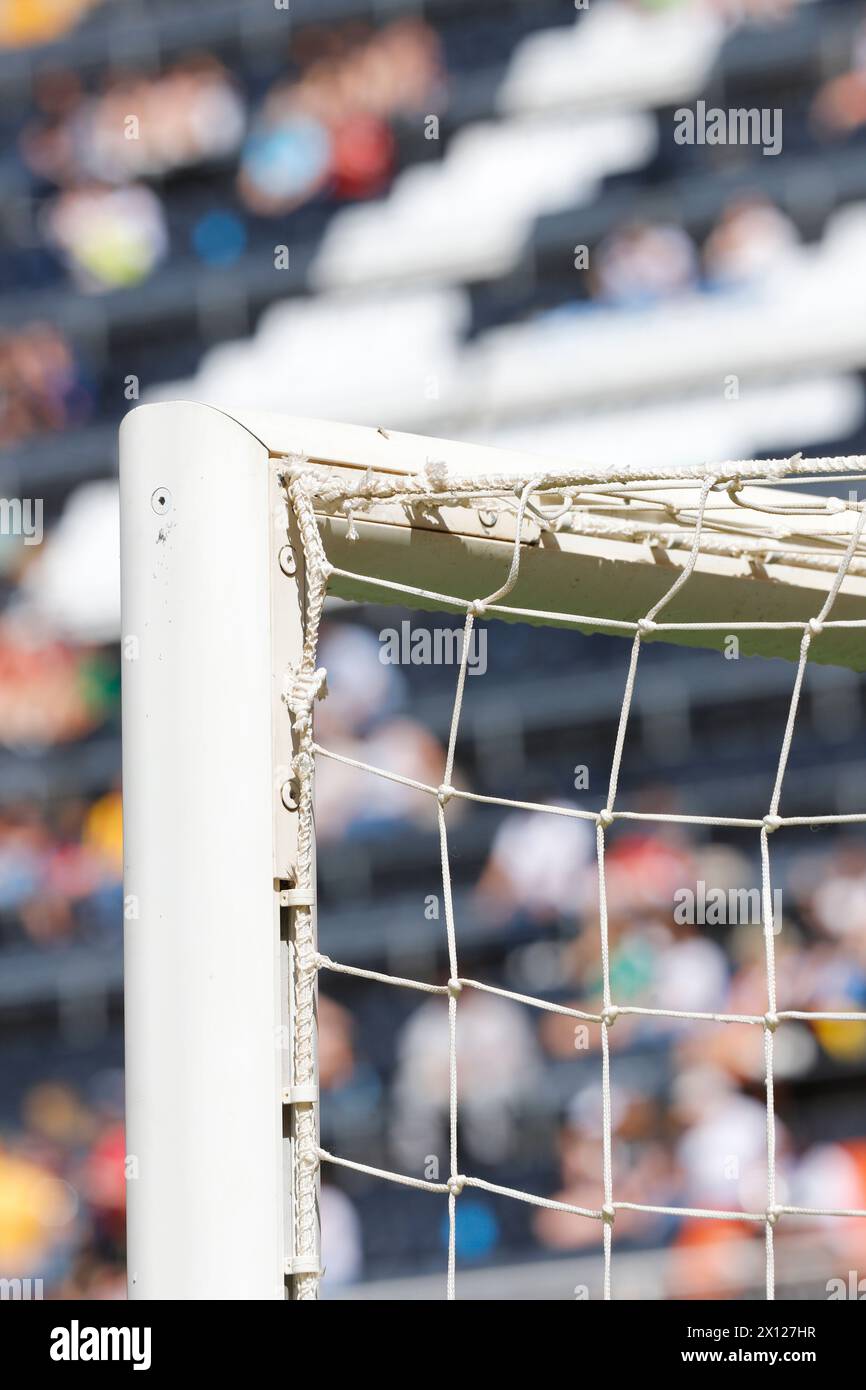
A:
<box><xmin>120</xmin><ymin>400</ymin><xmax>866</xmax><ymax>1300</ymax></box>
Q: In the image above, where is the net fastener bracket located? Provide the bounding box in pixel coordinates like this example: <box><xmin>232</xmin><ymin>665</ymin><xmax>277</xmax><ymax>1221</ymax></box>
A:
<box><xmin>280</xmin><ymin>780</ymin><xmax>300</xmax><ymax>812</ymax></box>
<box><xmin>278</xmin><ymin>545</ymin><xmax>297</xmax><ymax>577</ymax></box>
<box><xmin>282</xmin><ymin>1084</ymin><xmax>318</xmax><ymax>1105</ymax></box>
<box><xmin>283</xmin><ymin>1256</ymin><xmax>321</xmax><ymax>1276</ymax></box>
<box><xmin>279</xmin><ymin>887</ymin><xmax>316</xmax><ymax>908</ymax></box>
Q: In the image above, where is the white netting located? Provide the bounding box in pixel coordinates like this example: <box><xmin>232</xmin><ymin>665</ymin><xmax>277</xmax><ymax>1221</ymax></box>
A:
<box><xmin>281</xmin><ymin>452</ymin><xmax>866</xmax><ymax>1301</ymax></box>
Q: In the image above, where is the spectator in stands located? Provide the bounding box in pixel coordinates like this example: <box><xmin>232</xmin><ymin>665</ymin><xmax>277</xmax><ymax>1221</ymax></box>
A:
<box><xmin>78</xmin><ymin>1119</ymin><xmax>126</xmax><ymax>1251</ymax></box>
<box><xmin>320</xmin><ymin>1182</ymin><xmax>363</xmax><ymax>1288</ymax></box>
<box><xmin>321</xmin><ymin>710</ymin><xmax>459</xmax><ymax>843</ymax></box>
<box><xmin>313</xmin><ymin>621</ymin><xmax>462</xmax><ymax>843</ymax></box>
<box><xmin>593</xmin><ymin>829</ymin><xmax>698</xmax><ymax>922</ymax></box>
<box><xmin>18</xmin><ymin>66</ymin><xmax>86</xmax><ymax>186</ymax></box>
<box><xmin>390</xmin><ymin>982</ymin><xmax>543</xmax><ymax>1170</ymax></box>
<box><xmin>0</xmin><ymin>624</ymin><xmax>117</xmax><ymax>748</ymax></box>
<box><xmin>82</xmin><ymin>789</ymin><xmax>122</xmax><ymax>882</ymax></box>
<box><xmin>592</xmin><ymin>220</ymin><xmax>698</xmax><ymax>306</ymax></box>
<box><xmin>19</xmin><ymin>1075</ymin><xmax>127</xmax><ymax>1298</ymax></box>
<box><xmin>0</xmin><ymin>324</ymin><xmax>91</xmax><ymax>446</ymax></box>
<box><xmin>84</xmin><ymin>58</ymin><xmax>245</xmax><ymax>183</ymax></box>
<box><xmin>51</xmin><ymin>794</ymin><xmax>123</xmax><ymax>942</ymax></box>
<box><xmin>703</xmin><ymin>194</ymin><xmax>800</xmax><ymax>288</ymax></box>
<box><xmin>21</xmin><ymin>58</ymin><xmax>245</xmax><ymax>188</ymax></box>
<box><xmin>672</xmin><ymin>1064</ymin><xmax>779</xmax><ymax>1213</ymax></box>
<box><xmin>236</xmin><ymin>104</ymin><xmax>332</xmax><ymax>217</ymax></box>
<box><xmin>812</xmin><ymin>20</ymin><xmax>866</xmax><ymax>138</ymax></box>
<box><xmin>474</xmin><ymin>802</ymin><xmax>594</xmax><ymax>931</ymax></box>
<box><xmin>792</xmin><ymin>1138</ymin><xmax>866</xmax><ymax>1268</ymax></box>
<box><xmin>315</xmin><ymin>621</ymin><xmax>407</xmax><ymax>741</ymax></box>
<box><xmin>665</xmin><ymin>1216</ymin><xmax>756</xmax><ymax>1300</ymax></box>
<box><xmin>0</xmin><ymin>0</ymin><xmax>101</xmax><ymax>48</ymax></box>
<box><xmin>534</xmin><ymin>1084</ymin><xmax>676</xmax><ymax>1254</ymax></box>
<box><xmin>238</xmin><ymin>17</ymin><xmax>442</xmax><ymax>215</ymax></box>
<box><xmin>536</xmin><ymin>830</ymin><xmax>727</xmax><ymax>1057</ymax></box>
<box><xmin>42</xmin><ymin>182</ymin><xmax>168</xmax><ymax>292</ymax></box>
<box><xmin>802</xmin><ymin>841</ymin><xmax>866</xmax><ymax>952</ymax></box>
<box><xmin>0</xmin><ymin>1136</ymin><xmax>77</xmax><ymax>1278</ymax></box>
<box><xmin>0</xmin><ymin>803</ymin><xmax>46</xmax><ymax>939</ymax></box>
<box><xmin>317</xmin><ymin>993</ymin><xmax>383</xmax><ymax>1155</ymax></box>
<box><xmin>664</xmin><ymin>1063</ymin><xmax>787</xmax><ymax>1298</ymax></box>
<box><xmin>0</xmin><ymin>793</ymin><xmax>122</xmax><ymax>949</ymax></box>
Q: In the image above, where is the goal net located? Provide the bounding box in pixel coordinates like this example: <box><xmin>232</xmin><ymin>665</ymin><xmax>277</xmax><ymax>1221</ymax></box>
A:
<box><xmin>120</xmin><ymin>402</ymin><xmax>866</xmax><ymax>1301</ymax></box>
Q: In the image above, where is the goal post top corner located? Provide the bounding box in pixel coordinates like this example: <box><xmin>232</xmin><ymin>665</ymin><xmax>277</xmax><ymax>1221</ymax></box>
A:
<box><xmin>117</xmin><ymin>401</ymin><xmax>866</xmax><ymax>671</ymax></box>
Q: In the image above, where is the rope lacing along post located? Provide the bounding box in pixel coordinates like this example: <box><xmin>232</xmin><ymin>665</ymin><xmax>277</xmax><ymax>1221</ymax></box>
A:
<box><xmin>282</xmin><ymin>478</ymin><xmax>336</xmax><ymax>1302</ymax></box>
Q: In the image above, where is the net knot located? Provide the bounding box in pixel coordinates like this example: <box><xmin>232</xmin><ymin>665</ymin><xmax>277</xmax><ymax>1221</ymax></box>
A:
<box><xmin>601</xmin><ymin>1005</ymin><xmax>619</xmax><ymax>1027</ymax></box>
<box><xmin>596</xmin><ymin>808</ymin><xmax>615</xmax><ymax>829</ymax></box>
<box><xmin>447</xmin><ymin>1175</ymin><xmax>466</xmax><ymax>1197</ymax></box>
<box><xmin>447</xmin><ymin>978</ymin><xmax>463</xmax><ymax>998</ymax></box>
<box><xmin>807</xmin><ymin>618</ymin><xmax>823</xmax><ymax>636</ymax></box>
<box><xmin>437</xmin><ymin>784</ymin><xmax>454</xmax><ymax>806</ymax></box>
<box><xmin>468</xmin><ymin>599</ymin><xmax>486</xmax><ymax>618</ymax></box>
<box><xmin>601</xmin><ymin>1203</ymin><xmax>616</xmax><ymax>1224</ymax></box>
<box><xmin>762</xmin><ymin>814</ymin><xmax>782</xmax><ymax>833</ymax></box>
<box><xmin>765</xmin><ymin>1205</ymin><xmax>781</xmax><ymax>1227</ymax></box>
<box><xmin>637</xmin><ymin>618</ymin><xmax>656</xmax><ymax>634</ymax></box>
<box><xmin>299</xmin><ymin>1149</ymin><xmax>320</xmax><ymax>1173</ymax></box>
<box><xmin>341</xmin><ymin>499</ymin><xmax>358</xmax><ymax>536</ymax></box>
<box><xmin>764</xmin><ymin>1011</ymin><xmax>779</xmax><ymax>1032</ymax></box>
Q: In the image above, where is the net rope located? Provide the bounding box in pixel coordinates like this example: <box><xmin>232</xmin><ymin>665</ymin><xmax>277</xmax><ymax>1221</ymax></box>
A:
<box><xmin>281</xmin><ymin>454</ymin><xmax>866</xmax><ymax>1301</ymax></box>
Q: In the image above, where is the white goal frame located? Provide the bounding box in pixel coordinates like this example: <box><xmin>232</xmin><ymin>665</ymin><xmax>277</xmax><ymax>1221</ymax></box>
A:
<box><xmin>120</xmin><ymin>400</ymin><xmax>866</xmax><ymax>1300</ymax></box>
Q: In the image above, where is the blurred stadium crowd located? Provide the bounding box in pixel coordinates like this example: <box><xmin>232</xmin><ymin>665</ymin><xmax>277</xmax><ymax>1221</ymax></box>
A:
<box><xmin>4</xmin><ymin>0</ymin><xmax>866</xmax><ymax>1298</ymax></box>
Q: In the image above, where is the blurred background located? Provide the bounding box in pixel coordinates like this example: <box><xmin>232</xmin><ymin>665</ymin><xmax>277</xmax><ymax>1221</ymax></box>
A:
<box><xmin>3</xmin><ymin>0</ymin><xmax>866</xmax><ymax>1300</ymax></box>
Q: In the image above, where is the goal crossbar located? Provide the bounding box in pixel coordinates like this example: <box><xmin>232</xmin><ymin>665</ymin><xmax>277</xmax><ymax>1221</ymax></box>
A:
<box><xmin>260</xmin><ymin>405</ymin><xmax>866</xmax><ymax>667</ymax></box>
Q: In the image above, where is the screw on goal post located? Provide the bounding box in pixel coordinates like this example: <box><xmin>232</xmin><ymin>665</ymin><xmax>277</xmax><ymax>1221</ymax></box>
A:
<box><xmin>121</xmin><ymin>402</ymin><xmax>866</xmax><ymax>1301</ymax></box>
